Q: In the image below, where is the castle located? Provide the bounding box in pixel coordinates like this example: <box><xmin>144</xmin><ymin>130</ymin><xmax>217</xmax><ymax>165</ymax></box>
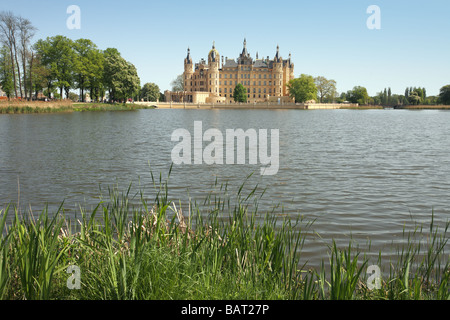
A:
<box><xmin>165</xmin><ymin>39</ymin><xmax>295</xmax><ymax>104</ymax></box>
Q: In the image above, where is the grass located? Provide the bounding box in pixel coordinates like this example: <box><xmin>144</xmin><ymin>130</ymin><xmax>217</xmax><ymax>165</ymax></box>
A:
<box><xmin>0</xmin><ymin>101</ymin><xmax>154</xmax><ymax>114</ymax></box>
<box><xmin>0</xmin><ymin>172</ymin><xmax>448</xmax><ymax>300</ymax></box>
<box><xmin>72</xmin><ymin>103</ymin><xmax>154</xmax><ymax>112</ymax></box>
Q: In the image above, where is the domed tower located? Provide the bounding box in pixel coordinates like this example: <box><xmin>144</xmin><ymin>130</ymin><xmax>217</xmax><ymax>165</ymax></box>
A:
<box><xmin>184</xmin><ymin>48</ymin><xmax>194</xmax><ymax>92</ymax></box>
<box><xmin>207</xmin><ymin>42</ymin><xmax>220</xmax><ymax>96</ymax></box>
<box><xmin>273</xmin><ymin>45</ymin><xmax>283</xmax><ymax>97</ymax></box>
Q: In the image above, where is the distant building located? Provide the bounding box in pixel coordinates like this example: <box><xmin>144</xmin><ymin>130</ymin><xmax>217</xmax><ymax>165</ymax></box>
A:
<box><xmin>165</xmin><ymin>39</ymin><xmax>295</xmax><ymax>104</ymax></box>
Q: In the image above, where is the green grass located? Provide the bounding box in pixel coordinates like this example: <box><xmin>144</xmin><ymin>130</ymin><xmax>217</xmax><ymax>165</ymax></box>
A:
<box><xmin>0</xmin><ymin>103</ymin><xmax>154</xmax><ymax>114</ymax></box>
<box><xmin>0</xmin><ymin>173</ymin><xmax>448</xmax><ymax>300</ymax></box>
<box><xmin>72</xmin><ymin>103</ymin><xmax>154</xmax><ymax>112</ymax></box>
<box><xmin>0</xmin><ymin>105</ymin><xmax>74</xmax><ymax>114</ymax></box>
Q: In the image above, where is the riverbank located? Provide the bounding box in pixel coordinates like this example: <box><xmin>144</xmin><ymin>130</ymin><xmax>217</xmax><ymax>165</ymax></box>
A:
<box><xmin>0</xmin><ymin>177</ymin><xmax>448</xmax><ymax>300</ymax></box>
<box><xmin>0</xmin><ymin>101</ymin><xmax>154</xmax><ymax>114</ymax></box>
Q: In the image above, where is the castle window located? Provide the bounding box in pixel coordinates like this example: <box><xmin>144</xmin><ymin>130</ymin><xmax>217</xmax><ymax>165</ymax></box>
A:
<box><xmin>259</xmin><ymin>74</ymin><xmax>261</xmax><ymax>79</ymax></box>
<box><xmin>264</xmin><ymin>74</ymin><xmax>267</xmax><ymax>79</ymax></box>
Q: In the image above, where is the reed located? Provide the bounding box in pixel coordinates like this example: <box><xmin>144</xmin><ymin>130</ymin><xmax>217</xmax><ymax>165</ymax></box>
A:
<box><xmin>0</xmin><ymin>173</ymin><xmax>448</xmax><ymax>300</ymax></box>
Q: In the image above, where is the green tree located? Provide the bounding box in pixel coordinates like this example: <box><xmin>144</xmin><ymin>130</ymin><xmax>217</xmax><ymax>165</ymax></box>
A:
<box><xmin>34</xmin><ymin>35</ymin><xmax>75</xmax><ymax>100</ymax></box>
<box><xmin>439</xmin><ymin>85</ymin><xmax>450</xmax><ymax>105</ymax></box>
<box><xmin>314</xmin><ymin>76</ymin><xmax>337</xmax><ymax>103</ymax></box>
<box><xmin>347</xmin><ymin>86</ymin><xmax>369</xmax><ymax>105</ymax></box>
<box><xmin>171</xmin><ymin>74</ymin><xmax>184</xmax><ymax>92</ymax></box>
<box><xmin>287</xmin><ymin>74</ymin><xmax>317</xmax><ymax>103</ymax></box>
<box><xmin>0</xmin><ymin>46</ymin><xmax>14</xmax><ymax>98</ymax></box>
<box><xmin>30</xmin><ymin>54</ymin><xmax>49</xmax><ymax>99</ymax></box>
<box><xmin>408</xmin><ymin>91</ymin><xmax>421</xmax><ymax>105</ymax></box>
<box><xmin>73</xmin><ymin>39</ymin><xmax>98</xmax><ymax>102</ymax></box>
<box><xmin>103</xmin><ymin>48</ymin><xmax>140</xmax><ymax>102</ymax></box>
<box><xmin>141</xmin><ymin>82</ymin><xmax>160</xmax><ymax>101</ymax></box>
<box><xmin>233</xmin><ymin>83</ymin><xmax>247</xmax><ymax>103</ymax></box>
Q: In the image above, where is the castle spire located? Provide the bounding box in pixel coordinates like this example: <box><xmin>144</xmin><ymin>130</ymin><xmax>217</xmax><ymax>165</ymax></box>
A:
<box><xmin>186</xmin><ymin>47</ymin><xmax>192</xmax><ymax>63</ymax></box>
<box><xmin>242</xmin><ymin>38</ymin><xmax>248</xmax><ymax>56</ymax></box>
<box><xmin>275</xmin><ymin>44</ymin><xmax>280</xmax><ymax>61</ymax></box>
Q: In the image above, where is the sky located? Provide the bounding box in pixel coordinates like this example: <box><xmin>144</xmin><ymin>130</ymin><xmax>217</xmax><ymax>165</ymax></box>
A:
<box><xmin>1</xmin><ymin>0</ymin><xmax>449</xmax><ymax>96</ymax></box>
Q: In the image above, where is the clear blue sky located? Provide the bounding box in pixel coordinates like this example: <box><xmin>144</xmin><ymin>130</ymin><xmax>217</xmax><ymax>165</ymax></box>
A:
<box><xmin>1</xmin><ymin>0</ymin><xmax>449</xmax><ymax>96</ymax></box>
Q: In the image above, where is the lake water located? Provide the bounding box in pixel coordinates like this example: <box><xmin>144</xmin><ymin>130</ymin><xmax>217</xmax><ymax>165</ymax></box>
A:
<box><xmin>1</xmin><ymin>109</ymin><xmax>449</xmax><ymax>268</ymax></box>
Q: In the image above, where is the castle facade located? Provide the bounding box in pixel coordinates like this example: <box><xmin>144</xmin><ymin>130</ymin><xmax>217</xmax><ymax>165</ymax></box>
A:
<box><xmin>165</xmin><ymin>39</ymin><xmax>295</xmax><ymax>104</ymax></box>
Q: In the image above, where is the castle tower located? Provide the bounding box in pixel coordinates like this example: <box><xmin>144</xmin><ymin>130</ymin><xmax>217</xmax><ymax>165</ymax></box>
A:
<box><xmin>207</xmin><ymin>42</ymin><xmax>220</xmax><ymax>96</ymax></box>
<box><xmin>273</xmin><ymin>45</ymin><xmax>283</xmax><ymax>97</ymax></box>
<box><xmin>184</xmin><ymin>48</ymin><xmax>194</xmax><ymax>92</ymax></box>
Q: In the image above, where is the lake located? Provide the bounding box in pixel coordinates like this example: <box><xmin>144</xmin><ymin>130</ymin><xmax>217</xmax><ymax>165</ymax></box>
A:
<box><xmin>1</xmin><ymin>108</ymin><xmax>449</xmax><ymax>268</ymax></box>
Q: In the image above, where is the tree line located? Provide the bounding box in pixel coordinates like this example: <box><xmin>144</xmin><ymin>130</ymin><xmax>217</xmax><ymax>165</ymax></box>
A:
<box><xmin>285</xmin><ymin>74</ymin><xmax>450</xmax><ymax>106</ymax></box>
<box><xmin>0</xmin><ymin>11</ymin><xmax>162</xmax><ymax>103</ymax></box>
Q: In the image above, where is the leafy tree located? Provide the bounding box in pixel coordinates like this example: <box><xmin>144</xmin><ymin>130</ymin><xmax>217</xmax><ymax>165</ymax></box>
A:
<box><xmin>347</xmin><ymin>86</ymin><xmax>369</xmax><ymax>105</ymax></box>
<box><xmin>314</xmin><ymin>76</ymin><xmax>337</xmax><ymax>103</ymax></box>
<box><xmin>141</xmin><ymin>82</ymin><xmax>160</xmax><ymax>101</ymax></box>
<box><xmin>408</xmin><ymin>91</ymin><xmax>421</xmax><ymax>105</ymax></box>
<box><xmin>171</xmin><ymin>74</ymin><xmax>184</xmax><ymax>92</ymax></box>
<box><xmin>103</xmin><ymin>48</ymin><xmax>139</xmax><ymax>102</ymax></box>
<box><xmin>233</xmin><ymin>83</ymin><xmax>247</xmax><ymax>103</ymax></box>
<box><xmin>73</xmin><ymin>39</ymin><xmax>99</xmax><ymax>102</ymax></box>
<box><xmin>0</xmin><ymin>45</ymin><xmax>14</xmax><ymax>98</ymax></box>
<box><xmin>287</xmin><ymin>74</ymin><xmax>317</xmax><ymax>103</ymax></box>
<box><xmin>439</xmin><ymin>85</ymin><xmax>450</xmax><ymax>105</ymax></box>
<box><xmin>30</xmin><ymin>54</ymin><xmax>49</xmax><ymax>99</ymax></box>
<box><xmin>34</xmin><ymin>35</ymin><xmax>75</xmax><ymax>99</ymax></box>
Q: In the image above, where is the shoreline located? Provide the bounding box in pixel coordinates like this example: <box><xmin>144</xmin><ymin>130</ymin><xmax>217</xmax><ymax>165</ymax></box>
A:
<box><xmin>1</xmin><ymin>101</ymin><xmax>450</xmax><ymax>114</ymax></box>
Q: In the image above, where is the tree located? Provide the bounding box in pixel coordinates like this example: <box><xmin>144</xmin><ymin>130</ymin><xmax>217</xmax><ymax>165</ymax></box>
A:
<box><xmin>29</xmin><ymin>53</ymin><xmax>49</xmax><ymax>99</ymax></box>
<box><xmin>287</xmin><ymin>74</ymin><xmax>317</xmax><ymax>103</ymax></box>
<box><xmin>17</xmin><ymin>16</ymin><xmax>36</xmax><ymax>100</ymax></box>
<box><xmin>0</xmin><ymin>11</ymin><xmax>19</xmax><ymax>98</ymax></box>
<box><xmin>34</xmin><ymin>35</ymin><xmax>75</xmax><ymax>99</ymax></box>
<box><xmin>141</xmin><ymin>82</ymin><xmax>160</xmax><ymax>101</ymax></box>
<box><xmin>408</xmin><ymin>91</ymin><xmax>421</xmax><ymax>105</ymax></box>
<box><xmin>439</xmin><ymin>85</ymin><xmax>450</xmax><ymax>105</ymax></box>
<box><xmin>233</xmin><ymin>83</ymin><xmax>247</xmax><ymax>103</ymax></box>
<box><xmin>103</xmin><ymin>48</ymin><xmax>139</xmax><ymax>102</ymax></box>
<box><xmin>0</xmin><ymin>45</ymin><xmax>14</xmax><ymax>98</ymax></box>
<box><xmin>347</xmin><ymin>86</ymin><xmax>369</xmax><ymax>105</ymax></box>
<box><xmin>73</xmin><ymin>39</ymin><xmax>97</xmax><ymax>102</ymax></box>
<box><xmin>171</xmin><ymin>74</ymin><xmax>184</xmax><ymax>92</ymax></box>
<box><xmin>314</xmin><ymin>76</ymin><xmax>337</xmax><ymax>103</ymax></box>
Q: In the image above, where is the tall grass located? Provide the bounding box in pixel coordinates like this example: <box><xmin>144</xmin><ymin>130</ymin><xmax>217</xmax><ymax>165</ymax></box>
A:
<box><xmin>0</xmin><ymin>173</ymin><xmax>448</xmax><ymax>300</ymax></box>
